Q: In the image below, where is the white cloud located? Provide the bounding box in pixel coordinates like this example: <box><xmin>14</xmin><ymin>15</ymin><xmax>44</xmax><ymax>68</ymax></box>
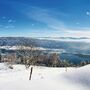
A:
<box><xmin>26</xmin><ymin>7</ymin><xmax>66</xmax><ymax>31</ymax></box>
<box><xmin>86</xmin><ymin>11</ymin><xmax>90</xmax><ymax>16</ymax></box>
<box><xmin>2</xmin><ymin>16</ymin><xmax>6</xmax><ymax>19</ymax></box>
<box><xmin>21</xmin><ymin>6</ymin><xmax>90</xmax><ymax>37</ymax></box>
<box><xmin>63</xmin><ymin>30</ymin><xmax>90</xmax><ymax>38</ymax></box>
<box><xmin>8</xmin><ymin>19</ymin><xmax>13</xmax><ymax>23</ymax></box>
<box><xmin>76</xmin><ymin>22</ymin><xmax>80</xmax><ymax>25</ymax></box>
<box><xmin>8</xmin><ymin>19</ymin><xmax>16</xmax><ymax>23</ymax></box>
<box><xmin>1</xmin><ymin>17</ymin><xmax>16</xmax><ymax>29</ymax></box>
<box><xmin>5</xmin><ymin>25</ymin><xmax>15</xmax><ymax>29</ymax></box>
<box><xmin>31</xmin><ymin>24</ymin><xmax>34</xmax><ymax>26</ymax></box>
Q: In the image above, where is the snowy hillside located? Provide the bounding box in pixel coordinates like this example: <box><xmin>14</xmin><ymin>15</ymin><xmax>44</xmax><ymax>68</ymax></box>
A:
<box><xmin>0</xmin><ymin>63</ymin><xmax>90</xmax><ymax>90</ymax></box>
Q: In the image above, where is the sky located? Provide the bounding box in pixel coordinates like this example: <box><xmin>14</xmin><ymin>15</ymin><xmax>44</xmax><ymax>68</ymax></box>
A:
<box><xmin>0</xmin><ymin>0</ymin><xmax>90</xmax><ymax>37</ymax></box>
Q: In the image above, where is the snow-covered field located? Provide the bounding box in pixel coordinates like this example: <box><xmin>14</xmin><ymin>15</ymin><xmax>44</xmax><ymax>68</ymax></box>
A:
<box><xmin>0</xmin><ymin>63</ymin><xmax>90</xmax><ymax>90</ymax></box>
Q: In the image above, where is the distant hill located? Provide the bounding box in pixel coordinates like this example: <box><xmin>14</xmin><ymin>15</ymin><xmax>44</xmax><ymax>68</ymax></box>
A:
<box><xmin>0</xmin><ymin>37</ymin><xmax>90</xmax><ymax>54</ymax></box>
<box><xmin>0</xmin><ymin>37</ymin><xmax>90</xmax><ymax>64</ymax></box>
<box><xmin>0</xmin><ymin>37</ymin><xmax>38</xmax><ymax>46</ymax></box>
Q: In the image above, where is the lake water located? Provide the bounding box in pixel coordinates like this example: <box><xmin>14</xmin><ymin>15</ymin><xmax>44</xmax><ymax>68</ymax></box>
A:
<box><xmin>60</xmin><ymin>53</ymin><xmax>90</xmax><ymax>64</ymax></box>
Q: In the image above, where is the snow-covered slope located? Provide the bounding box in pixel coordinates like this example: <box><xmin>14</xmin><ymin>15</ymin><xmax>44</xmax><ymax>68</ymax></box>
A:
<box><xmin>63</xmin><ymin>65</ymin><xmax>90</xmax><ymax>88</ymax></box>
<box><xmin>0</xmin><ymin>63</ymin><xmax>89</xmax><ymax>90</ymax></box>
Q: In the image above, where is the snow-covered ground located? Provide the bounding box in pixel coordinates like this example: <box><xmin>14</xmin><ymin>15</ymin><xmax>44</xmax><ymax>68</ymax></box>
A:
<box><xmin>0</xmin><ymin>63</ymin><xmax>90</xmax><ymax>90</ymax></box>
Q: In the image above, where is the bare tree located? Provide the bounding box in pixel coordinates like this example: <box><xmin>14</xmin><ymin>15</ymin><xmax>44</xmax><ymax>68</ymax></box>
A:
<box><xmin>48</xmin><ymin>53</ymin><xmax>60</xmax><ymax>67</ymax></box>
<box><xmin>17</xmin><ymin>39</ymin><xmax>40</xmax><ymax>80</ymax></box>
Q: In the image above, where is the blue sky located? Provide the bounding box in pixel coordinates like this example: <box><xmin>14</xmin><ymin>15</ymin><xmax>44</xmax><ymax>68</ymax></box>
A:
<box><xmin>0</xmin><ymin>0</ymin><xmax>90</xmax><ymax>37</ymax></box>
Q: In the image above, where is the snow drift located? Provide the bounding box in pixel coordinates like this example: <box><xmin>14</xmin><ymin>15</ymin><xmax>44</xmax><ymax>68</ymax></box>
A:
<box><xmin>0</xmin><ymin>63</ymin><xmax>90</xmax><ymax>90</ymax></box>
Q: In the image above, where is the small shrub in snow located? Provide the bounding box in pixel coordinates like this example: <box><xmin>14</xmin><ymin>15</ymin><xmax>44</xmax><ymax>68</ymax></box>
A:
<box><xmin>8</xmin><ymin>65</ymin><xmax>13</xmax><ymax>69</ymax></box>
